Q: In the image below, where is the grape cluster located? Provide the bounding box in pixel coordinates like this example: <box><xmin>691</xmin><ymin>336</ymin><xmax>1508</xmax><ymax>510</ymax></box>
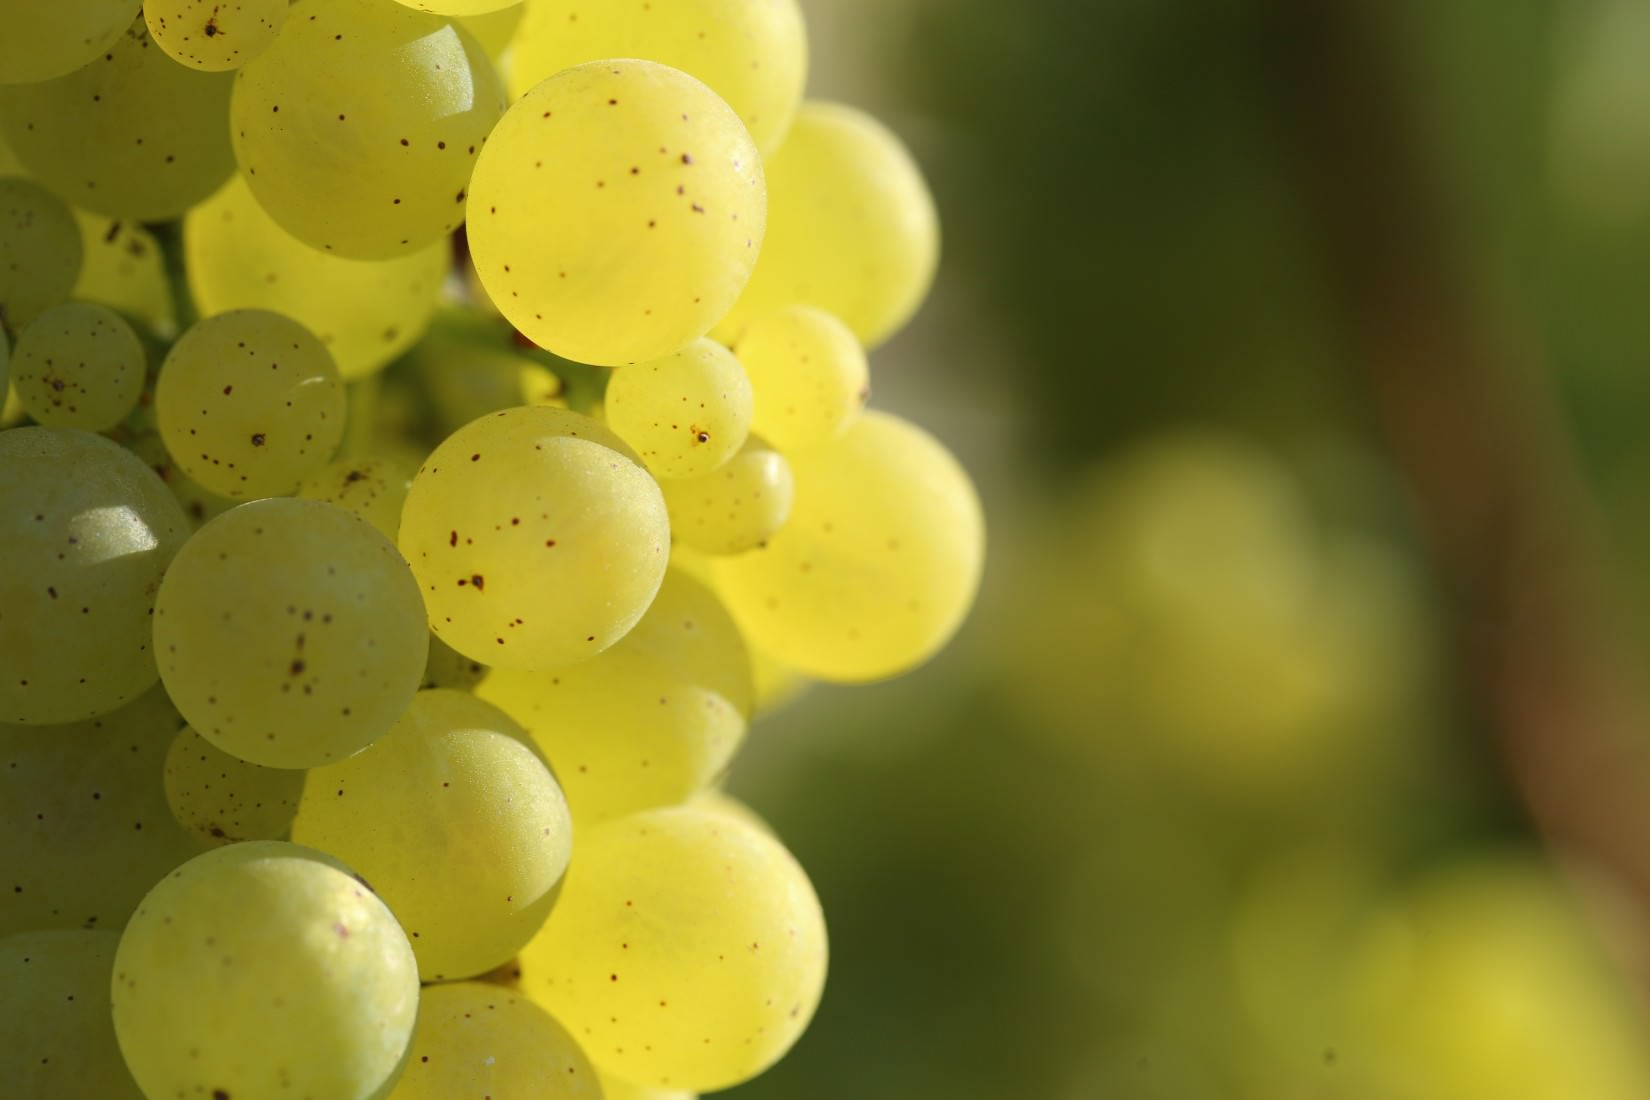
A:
<box><xmin>0</xmin><ymin>3</ymin><xmax>983</xmax><ymax>1098</ymax></box>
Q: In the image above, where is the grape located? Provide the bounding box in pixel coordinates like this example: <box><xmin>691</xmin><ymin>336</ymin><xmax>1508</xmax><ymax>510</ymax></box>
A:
<box><xmin>385</xmin><ymin>981</ymin><xmax>601</xmax><ymax>1100</ymax></box>
<box><xmin>713</xmin><ymin>101</ymin><xmax>939</xmax><ymax>349</ymax></box>
<box><xmin>454</xmin><ymin>5</ymin><xmax>523</xmax><ymax>63</ymax></box>
<box><xmin>421</xmin><ymin>631</ymin><xmax>487</xmax><ymax>691</ymax></box>
<box><xmin>605</xmin><ymin>337</ymin><xmax>753</xmax><ymax>478</ymax></box>
<box><xmin>400</xmin><ymin>319</ymin><xmax>567</xmax><ymax>439</ymax></box>
<box><xmin>71</xmin><ymin>211</ymin><xmax>175</xmax><ymax>336</ymax></box>
<box><xmin>163</xmin><ymin>725</ymin><xmax>306</xmax><ymax>845</ymax></box>
<box><xmin>397</xmin><ymin>406</ymin><xmax>670</xmax><ymax>670</ymax></box>
<box><xmin>153</xmin><ymin>497</ymin><xmax>430</xmax><ymax>768</ymax></box>
<box><xmin>510</xmin><ymin>0</ymin><xmax>807</xmax><ymax>155</ymax></box>
<box><xmin>0</xmin><ymin>18</ymin><xmax>236</xmax><ymax>222</ymax></box>
<box><xmin>0</xmin><ymin>929</ymin><xmax>143</xmax><ymax>1097</ymax></box>
<box><xmin>734</xmin><ymin>304</ymin><xmax>868</xmax><ymax>451</ymax></box>
<box><xmin>467</xmin><ymin>59</ymin><xmax>766</xmax><ymax>366</ymax></box>
<box><xmin>0</xmin><ymin>178</ymin><xmax>82</xmax><ymax>338</ymax></box>
<box><xmin>144</xmin><ymin>0</ymin><xmax>289</xmax><ymax>71</ymax></box>
<box><xmin>0</xmin><ymin>1</ymin><xmax>142</xmax><ymax>86</ymax></box>
<box><xmin>231</xmin><ymin>0</ymin><xmax>505</xmax><ymax>259</ymax></box>
<box><xmin>0</xmin><ymin>428</ymin><xmax>190</xmax><ymax>725</ymax></box>
<box><xmin>478</xmin><ymin>567</ymin><xmax>753</xmax><ymax>825</ymax></box>
<box><xmin>393</xmin><ymin>0</ymin><xmax>518</xmax><ymax>16</ymax></box>
<box><xmin>714</xmin><ymin>411</ymin><xmax>984</xmax><ymax>682</ymax></box>
<box><xmin>518</xmin><ymin>805</ymin><xmax>827</xmax><ymax>1092</ymax></box>
<box><xmin>186</xmin><ymin>175</ymin><xmax>448</xmax><ymax>379</ymax></box>
<box><xmin>0</xmin><ymin>684</ymin><xmax>205</xmax><ymax>937</ymax></box>
<box><xmin>597</xmin><ymin>1069</ymin><xmax>698</xmax><ymax>1100</ymax></box>
<box><xmin>155</xmin><ymin>308</ymin><xmax>346</xmax><ymax>499</ymax></box>
<box><xmin>660</xmin><ymin>439</ymin><xmax>794</xmax><ymax>555</ymax></box>
<box><xmin>12</xmin><ymin>302</ymin><xmax>146</xmax><ymax>431</ymax></box>
<box><xmin>126</xmin><ymin>430</ymin><xmax>237</xmax><ymax>531</ymax></box>
<box><xmin>111</xmin><ymin>841</ymin><xmax>420</xmax><ymax>1100</ymax></box>
<box><xmin>292</xmin><ymin>689</ymin><xmax>573</xmax><ymax>981</ymax></box>
<box><xmin>296</xmin><ymin>455</ymin><xmax>413</xmax><ymax>542</ymax></box>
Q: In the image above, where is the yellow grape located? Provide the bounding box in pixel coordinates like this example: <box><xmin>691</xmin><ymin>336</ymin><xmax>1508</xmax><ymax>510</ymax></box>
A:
<box><xmin>661</xmin><ymin>438</ymin><xmax>794</xmax><ymax>555</ymax></box>
<box><xmin>12</xmin><ymin>302</ymin><xmax>145</xmax><ymax>431</ymax></box>
<box><xmin>386</xmin><ymin>981</ymin><xmax>601</xmax><ymax>1100</ymax></box>
<box><xmin>394</xmin><ymin>0</ymin><xmax>518</xmax><ymax>16</ymax></box>
<box><xmin>153</xmin><ymin>497</ymin><xmax>430</xmax><ymax>769</ymax></box>
<box><xmin>596</xmin><ymin>1071</ymin><xmax>697</xmax><ymax>1100</ymax></box>
<box><xmin>468</xmin><ymin>59</ymin><xmax>765</xmax><ymax>366</ymax></box>
<box><xmin>186</xmin><ymin>175</ymin><xmax>448</xmax><ymax>379</ymax></box>
<box><xmin>0</xmin><ymin>428</ymin><xmax>190</xmax><ymax>725</ymax></box>
<box><xmin>714</xmin><ymin>101</ymin><xmax>939</xmax><ymax>349</ymax></box>
<box><xmin>144</xmin><ymin>0</ymin><xmax>288</xmax><ymax>71</ymax></box>
<box><xmin>715</xmin><ymin>411</ymin><xmax>984</xmax><ymax>682</ymax></box>
<box><xmin>112</xmin><ymin>841</ymin><xmax>420</xmax><ymax>1100</ymax></box>
<box><xmin>398</xmin><ymin>406</ymin><xmax>670</xmax><ymax>670</ymax></box>
<box><xmin>0</xmin><ymin>930</ymin><xmax>143</xmax><ymax>1097</ymax></box>
<box><xmin>0</xmin><ymin>178</ymin><xmax>82</xmax><ymax>338</ymax></box>
<box><xmin>71</xmin><ymin>212</ymin><xmax>175</xmax><ymax>336</ymax></box>
<box><xmin>0</xmin><ymin>1</ymin><xmax>142</xmax><ymax>86</ymax></box>
<box><xmin>605</xmin><ymin>337</ymin><xmax>753</xmax><ymax>478</ymax></box>
<box><xmin>518</xmin><ymin>805</ymin><xmax>827</xmax><ymax>1093</ymax></box>
<box><xmin>454</xmin><ymin>5</ymin><xmax>524</xmax><ymax>63</ymax></box>
<box><xmin>510</xmin><ymin>0</ymin><xmax>806</xmax><ymax>154</ymax></box>
<box><xmin>477</xmin><ymin>567</ymin><xmax>753</xmax><ymax>825</ymax></box>
<box><xmin>296</xmin><ymin>455</ymin><xmax>413</xmax><ymax>542</ymax></box>
<box><xmin>231</xmin><ymin>0</ymin><xmax>505</xmax><ymax>259</ymax></box>
<box><xmin>155</xmin><ymin>308</ymin><xmax>346</xmax><ymax>499</ymax></box>
<box><xmin>0</xmin><ymin>18</ymin><xmax>236</xmax><ymax>221</ymax></box>
<box><xmin>734</xmin><ymin>304</ymin><xmax>868</xmax><ymax>451</ymax></box>
<box><xmin>163</xmin><ymin>725</ymin><xmax>306</xmax><ymax>845</ymax></box>
<box><xmin>293</xmin><ymin>689</ymin><xmax>573</xmax><ymax>981</ymax></box>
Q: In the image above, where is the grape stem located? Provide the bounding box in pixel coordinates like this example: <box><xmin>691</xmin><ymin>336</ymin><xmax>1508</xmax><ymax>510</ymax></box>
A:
<box><xmin>149</xmin><ymin>219</ymin><xmax>200</xmax><ymax>334</ymax></box>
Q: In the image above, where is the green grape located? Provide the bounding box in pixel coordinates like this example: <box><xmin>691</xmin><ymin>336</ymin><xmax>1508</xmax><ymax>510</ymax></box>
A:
<box><xmin>421</xmin><ymin>631</ymin><xmax>488</xmax><ymax>690</ymax></box>
<box><xmin>386</xmin><ymin>981</ymin><xmax>601</xmax><ymax>1100</ymax></box>
<box><xmin>509</xmin><ymin>0</ymin><xmax>807</xmax><ymax>155</ymax></box>
<box><xmin>734</xmin><ymin>304</ymin><xmax>868</xmax><ymax>451</ymax></box>
<box><xmin>713</xmin><ymin>101</ymin><xmax>939</xmax><ymax>349</ymax></box>
<box><xmin>398</xmin><ymin>406</ymin><xmax>670</xmax><ymax>670</ymax></box>
<box><xmin>714</xmin><ymin>411</ymin><xmax>983</xmax><ymax>682</ymax></box>
<box><xmin>518</xmin><ymin>805</ymin><xmax>827</xmax><ymax>1092</ymax></box>
<box><xmin>71</xmin><ymin>212</ymin><xmax>176</xmax><ymax>336</ymax></box>
<box><xmin>163</xmin><ymin>725</ymin><xmax>307</xmax><ymax>845</ymax></box>
<box><xmin>126</xmin><ymin>430</ymin><xmax>237</xmax><ymax>531</ymax></box>
<box><xmin>144</xmin><ymin>0</ymin><xmax>289</xmax><ymax>71</ymax></box>
<box><xmin>0</xmin><ymin>178</ymin><xmax>82</xmax><ymax>338</ymax></box>
<box><xmin>112</xmin><ymin>841</ymin><xmax>420</xmax><ymax>1100</ymax></box>
<box><xmin>605</xmin><ymin>338</ymin><xmax>753</xmax><ymax>478</ymax></box>
<box><xmin>0</xmin><ymin>930</ymin><xmax>144</xmax><ymax>1097</ymax></box>
<box><xmin>12</xmin><ymin>302</ymin><xmax>146</xmax><ymax>431</ymax></box>
<box><xmin>597</xmin><ymin>1068</ymin><xmax>698</xmax><ymax>1100</ymax></box>
<box><xmin>0</xmin><ymin>428</ymin><xmax>190</xmax><ymax>725</ymax></box>
<box><xmin>293</xmin><ymin>689</ymin><xmax>572</xmax><ymax>980</ymax></box>
<box><xmin>0</xmin><ymin>19</ymin><xmax>236</xmax><ymax>222</ymax></box>
<box><xmin>468</xmin><ymin>59</ymin><xmax>766</xmax><ymax>366</ymax></box>
<box><xmin>231</xmin><ymin>0</ymin><xmax>505</xmax><ymax>259</ymax></box>
<box><xmin>401</xmin><ymin>319</ymin><xmax>567</xmax><ymax>439</ymax></box>
<box><xmin>0</xmin><ymin>1</ymin><xmax>143</xmax><ymax>86</ymax></box>
<box><xmin>0</xmin><ymin>685</ymin><xmax>205</xmax><ymax>938</ymax></box>
<box><xmin>661</xmin><ymin>439</ymin><xmax>794</xmax><ymax>555</ymax></box>
<box><xmin>296</xmin><ymin>455</ymin><xmax>412</xmax><ymax>542</ymax></box>
<box><xmin>478</xmin><ymin>567</ymin><xmax>753</xmax><ymax>825</ymax></box>
<box><xmin>155</xmin><ymin>308</ymin><xmax>346</xmax><ymax>499</ymax></box>
<box><xmin>186</xmin><ymin>175</ymin><xmax>448</xmax><ymax>379</ymax></box>
<box><xmin>154</xmin><ymin>497</ymin><xmax>430</xmax><ymax>768</ymax></box>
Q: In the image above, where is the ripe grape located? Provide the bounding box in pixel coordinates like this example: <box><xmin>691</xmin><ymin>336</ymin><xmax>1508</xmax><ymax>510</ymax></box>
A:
<box><xmin>144</xmin><ymin>0</ymin><xmax>289</xmax><ymax>71</ymax></box>
<box><xmin>296</xmin><ymin>455</ymin><xmax>413</xmax><ymax>542</ymax></box>
<box><xmin>0</xmin><ymin>1</ymin><xmax>143</xmax><ymax>86</ymax></box>
<box><xmin>0</xmin><ymin>178</ymin><xmax>83</xmax><ymax>337</ymax></box>
<box><xmin>734</xmin><ymin>304</ymin><xmax>869</xmax><ymax>451</ymax></box>
<box><xmin>163</xmin><ymin>725</ymin><xmax>306</xmax><ymax>845</ymax></box>
<box><xmin>0</xmin><ymin>929</ymin><xmax>143</xmax><ymax>1097</ymax></box>
<box><xmin>605</xmin><ymin>337</ymin><xmax>754</xmax><ymax>478</ymax></box>
<box><xmin>11</xmin><ymin>302</ymin><xmax>146</xmax><ymax>432</ymax></box>
<box><xmin>70</xmin><ymin>212</ymin><xmax>174</xmax><ymax>335</ymax></box>
<box><xmin>660</xmin><ymin>439</ymin><xmax>795</xmax><ymax>555</ymax></box>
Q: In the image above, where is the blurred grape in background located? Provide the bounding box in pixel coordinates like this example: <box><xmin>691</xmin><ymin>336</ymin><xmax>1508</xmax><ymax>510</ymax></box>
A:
<box><xmin>725</xmin><ymin>0</ymin><xmax>1650</xmax><ymax>1097</ymax></box>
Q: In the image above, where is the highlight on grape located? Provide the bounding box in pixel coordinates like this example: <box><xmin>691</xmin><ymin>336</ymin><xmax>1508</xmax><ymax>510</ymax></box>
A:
<box><xmin>0</xmin><ymin>3</ymin><xmax>982</xmax><ymax>1098</ymax></box>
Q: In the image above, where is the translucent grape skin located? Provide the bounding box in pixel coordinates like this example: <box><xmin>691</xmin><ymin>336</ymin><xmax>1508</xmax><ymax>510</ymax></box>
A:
<box><xmin>231</xmin><ymin>0</ymin><xmax>505</xmax><ymax>259</ymax></box>
<box><xmin>0</xmin><ymin>428</ymin><xmax>190</xmax><ymax>725</ymax></box>
<box><xmin>0</xmin><ymin>1</ymin><xmax>142</xmax><ymax>86</ymax></box>
<box><xmin>186</xmin><ymin>174</ymin><xmax>448</xmax><ymax>379</ymax></box>
<box><xmin>713</xmin><ymin>101</ymin><xmax>940</xmax><ymax>349</ymax></box>
<box><xmin>714</xmin><ymin>411</ymin><xmax>985</xmax><ymax>683</ymax></box>
<box><xmin>468</xmin><ymin>59</ymin><xmax>766</xmax><ymax>366</ymax></box>
<box><xmin>605</xmin><ymin>338</ymin><xmax>754</xmax><ymax>478</ymax></box>
<box><xmin>510</xmin><ymin>0</ymin><xmax>807</xmax><ymax>154</ymax></box>
<box><xmin>0</xmin><ymin>18</ymin><xmax>237</xmax><ymax>222</ymax></box>
<box><xmin>597</xmin><ymin>1069</ymin><xmax>698</xmax><ymax>1100</ymax></box>
<box><xmin>0</xmin><ymin>178</ymin><xmax>83</xmax><ymax>339</ymax></box>
<box><xmin>293</xmin><ymin>689</ymin><xmax>573</xmax><ymax>981</ymax></box>
<box><xmin>518</xmin><ymin>805</ymin><xmax>828</xmax><ymax>1092</ymax></box>
<box><xmin>296</xmin><ymin>455</ymin><xmax>413</xmax><ymax>542</ymax></box>
<box><xmin>0</xmin><ymin>929</ymin><xmax>144</xmax><ymax>1098</ymax></box>
<box><xmin>734</xmin><ymin>304</ymin><xmax>869</xmax><ymax>452</ymax></box>
<box><xmin>385</xmin><ymin>981</ymin><xmax>602</xmax><ymax>1100</ymax></box>
<box><xmin>163</xmin><ymin>725</ymin><xmax>307</xmax><ymax>845</ymax></box>
<box><xmin>398</xmin><ymin>406</ymin><xmax>670</xmax><ymax>670</ymax></box>
<box><xmin>111</xmin><ymin>841</ymin><xmax>420</xmax><ymax>1100</ymax></box>
<box><xmin>12</xmin><ymin>302</ymin><xmax>146</xmax><ymax>431</ymax></box>
<box><xmin>153</xmin><ymin>497</ymin><xmax>430</xmax><ymax>769</ymax></box>
<box><xmin>155</xmin><ymin>308</ymin><xmax>347</xmax><ymax>499</ymax></box>
<box><xmin>144</xmin><ymin>0</ymin><xmax>289</xmax><ymax>71</ymax></box>
<box><xmin>661</xmin><ymin>439</ymin><xmax>794</xmax><ymax>555</ymax></box>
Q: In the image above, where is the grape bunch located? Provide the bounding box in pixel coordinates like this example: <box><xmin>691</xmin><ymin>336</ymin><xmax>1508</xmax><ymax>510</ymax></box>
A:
<box><xmin>0</xmin><ymin>3</ymin><xmax>984</xmax><ymax>1098</ymax></box>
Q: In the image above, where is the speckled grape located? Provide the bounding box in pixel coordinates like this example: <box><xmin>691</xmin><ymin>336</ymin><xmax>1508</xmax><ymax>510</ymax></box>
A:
<box><xmin>0</xmin><ymin>1</ymin><xmax>143</xmax><ymax>86</ymax></box>
<box><xmin>0</xmin><ymin>930</ymin><xmax>144</xmax><ymax>1097</ymax></box>
<box><xmin>0</xmin><ymin>178</ymin><xmax>83</xmax><ymax>339</ymax></box>
<box><xmin>163</xmin><ymin>725</ymin><xmax>307</xmax><ymax>845</ymax></box>
<box><xmin>734</xmin><ymin>304</ymin><xmax>868</xmax><ymax>451</ymax></box>
<box><xmin>12</xmin><ymin>302</ymin><xmax>146</xmax><ymax>431</ymax></box>
<box><xmin>660</xmin><ymin>439</ymin><xmax>794</xmax><ymax>555</ymax></box>
<box><xmin>605</xmin><ymin>337</ymin><xmax>753</xmax><ymax>478</ymax></box>
<box><xmin>296</xmin><ymin>455</ymin><xmax>412</xmax><ymax>542</ymax></box>
<box><xmin>144</xmin><ymin>0</ymin><xmax>288</xmax><ymax>71</ymax></box>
